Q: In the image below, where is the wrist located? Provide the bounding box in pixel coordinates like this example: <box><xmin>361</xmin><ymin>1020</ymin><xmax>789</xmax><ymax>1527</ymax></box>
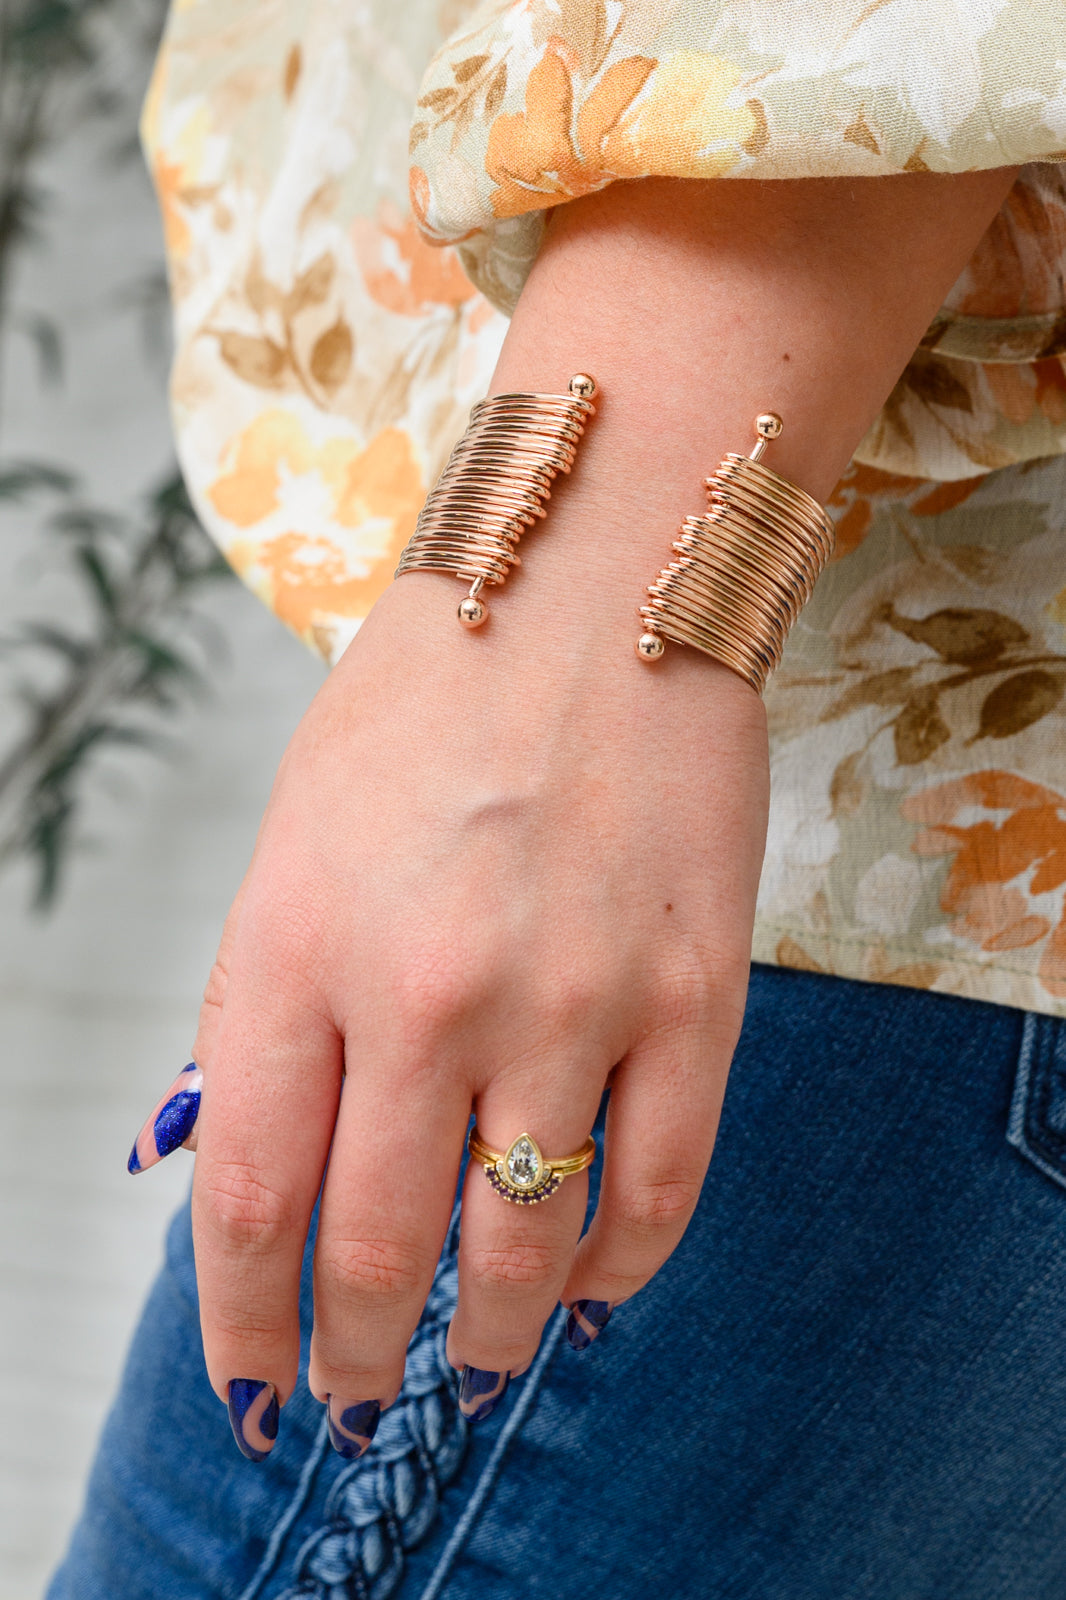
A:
<box><xmin>355</xmin><ymin>544</ymin><xmax>765</xmax><ymax>746</ymax></box>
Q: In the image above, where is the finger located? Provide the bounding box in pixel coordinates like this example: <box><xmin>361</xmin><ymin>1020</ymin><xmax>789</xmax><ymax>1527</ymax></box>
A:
<box><xmin>308</xmin><ymin>1052</ymin><xmax>471</xmax><ymax>1459</ymax></box>
<box><xmin>446</xmin><ymin>1063</ymin><xmax>605</xmax><ymax>1420</ymax></box>
<box><xmin>192</xmin><ymin>932</ymin><xmax>343</xmax><ymax>1457</ymax></box>
<box><xmin>559</xmin><ymin>1027</ymin><xmax>732</xmax><ymax>1349</ymax></box>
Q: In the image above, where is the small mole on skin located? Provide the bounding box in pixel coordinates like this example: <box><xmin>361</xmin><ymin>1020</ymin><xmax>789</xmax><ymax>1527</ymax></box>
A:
<box><xmin>665</xmin><ymin>903</ymin><xmax>673</xmax><ymax>912</ymax></box>
<box><xmin>782</xmin><ymin>352</ymin><xmax>791</xmax><ymax>362</ymax></box>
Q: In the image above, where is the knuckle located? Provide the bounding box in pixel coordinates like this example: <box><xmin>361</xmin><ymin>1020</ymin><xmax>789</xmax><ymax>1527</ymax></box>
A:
<box><xmin>200</xmin><ymin>1164</ymin><xmax>295</xmax><ymax>1252</ymax></box>
<box><xmin>465</xmin><ymin>1240</ymin><xmax>560</xmax><ymax>1294</ymax></box>
<box><xmin>209</xmin><ymin>1305</ymin><xmax>289</xmax><ymax>1343</ymax></box>
<box><xmin>652</xmin><ymin>949</ymin><xmax>748</xmax><ymax>1045</ymax></box>
<box><xmin>389</xmin><ymin>946</ymin><xmax>480</xmax><ymax>1041</ymax></box>
<box><xmin>538</xmin><ymin>970</ymin><xmax>600</xmax><ymax>1037</ymax></box>
<box><xmin>316</xmin><ymin>1236</ymin><xmax>425</xmax><ymax>1306</ymax></box>
<box><xmin>613</xmin><ymin>1173</ymin><xmax>703</xmax><ymax>1239</ymax></box>
<box><xmin>654</xmin><ymin>963</ymin><xmax>716</xmax><ymax>1033</ymax></box>
<box><xmin>238</xmin><ymin>878</ymin><xmax>332</xmax><ymax>990</ymax></box>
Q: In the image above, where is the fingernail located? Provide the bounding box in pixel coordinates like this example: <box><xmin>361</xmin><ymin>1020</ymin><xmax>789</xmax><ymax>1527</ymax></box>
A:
<box><xmin>458</xmin><ymin>1366</ymin><xmax>509</xmax><ymax>1423</ymax></box>
<box><xmin>127</xmin><ymin>1062</ymin><xmax>202</xmax><ymax>1174</ymax></box>
<box><xmin>565</xmin><ymin>1299</ymin><xmax>613</xmax><ymax>1350</ymax></box>
<box><xmin>227</xmin><ymin>1380</ymin><xmax>279</xmax><ymax>1461</ymax></box>
<box><xmin>326</xmin><ymin>1397</ymin><xmax>382</xmax><ymax>1459</ymax></box>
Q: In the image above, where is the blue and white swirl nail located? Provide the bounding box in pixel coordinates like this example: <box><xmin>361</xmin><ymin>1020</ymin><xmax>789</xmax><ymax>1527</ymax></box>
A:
<box><xmin>458</xmin><ymin>1366</ymin><xmax>510</xmax><ymax>1423</ymax></box>
<box><xmin>327</xmin><ymin>1397</ymin><xmax>382</xmax><ymax>1459</ymax></box>
<box><xmin>127</xmin><ymin>1062</ymin><xmax>202</xmax><ymax>1174</ymax></box>
<box><xmin>227</xmin><ymin>1379</ymin><xmax>279</xmax><ymax>1462</ymax></box>
<box><xmin>565</xmin><ymin>1299</ymin><xmax>613</xmax><ymax>1350</ymax></box>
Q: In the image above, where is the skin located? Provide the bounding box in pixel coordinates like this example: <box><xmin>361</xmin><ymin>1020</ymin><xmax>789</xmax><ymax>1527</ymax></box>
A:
<box><xmin>188</xmin><ymin>170</ymin><xmax>1017</xmax><ymax>1418</ymax></box>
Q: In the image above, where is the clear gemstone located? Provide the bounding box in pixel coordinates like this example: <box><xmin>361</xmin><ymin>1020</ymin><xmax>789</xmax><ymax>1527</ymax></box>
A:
<box><xmin>506</xmin><ymin>1136</ymin><xmax>541</xmax><ymax>1189</ymax></box>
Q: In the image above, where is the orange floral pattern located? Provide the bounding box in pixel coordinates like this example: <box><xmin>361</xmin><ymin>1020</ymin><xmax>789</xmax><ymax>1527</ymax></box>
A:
<box><xmin>481</xmin><ymin>45</ymin><xmax>756</xmax><ymax>219</ymax></box>
<box><xmin>351</xmin><ymin>202</ymin><xmax>477</xmax><ymax>317</ymax></box>
<box><xmin>145</xmin><ymin>0</ymin><xmax>1066</xmax><ymax>1016</ymax></box>
<box><xmin>904</xmin><ymin>773</ymin><xmax>1066</xmax><ymax>998</ymax></box>
<box><xmin>413</xmin><ymin>2</ymin><xmax>1066</xmax><ymax>480</ymax></box>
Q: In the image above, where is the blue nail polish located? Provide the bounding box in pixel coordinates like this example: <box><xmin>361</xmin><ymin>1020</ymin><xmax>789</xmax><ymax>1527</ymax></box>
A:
<box><xmin>326</xmin><ymin>1397</ymin><xmax>382</xmax><ymax>1459</ymax></box>
<box><xmin>458</xmin><ymin>1366</ymin><xmax>509</xmax><ymax>1422</ymax></box>
<box><xmin>565</xmin><ymin>1299</ymin><xmax>613</xmax><ymax>1350</ymax></box>
<box><xmin>227</xmin><ymin>1379</ymin><xmax>279</xmax><ymax>1461</ymax></box>
<box><xmin>128</xmin><ymin>1063</ymin><xmax>202</xmax><ymax>1174</ymax></box>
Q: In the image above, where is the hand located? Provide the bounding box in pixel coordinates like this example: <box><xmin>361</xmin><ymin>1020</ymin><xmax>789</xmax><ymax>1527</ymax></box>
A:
<box><xmin>189</xmin><ymin>538</ymin><xmax>769</xmax><ymax>1451</ymax></box>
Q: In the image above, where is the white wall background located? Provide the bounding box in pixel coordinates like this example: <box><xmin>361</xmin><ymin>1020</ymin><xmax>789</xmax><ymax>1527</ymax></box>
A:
<box><xmin>0</xmin><ymin>32</ymin><xmax>325</xmax><ymax>1597</ymax></box>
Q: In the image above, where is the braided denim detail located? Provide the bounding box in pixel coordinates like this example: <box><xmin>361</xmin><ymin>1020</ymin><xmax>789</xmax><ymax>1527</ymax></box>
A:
<box><xmin>281</xmin><ymin>1234</ymin><xmax>467</xmax><ymax>1599</ymax></box>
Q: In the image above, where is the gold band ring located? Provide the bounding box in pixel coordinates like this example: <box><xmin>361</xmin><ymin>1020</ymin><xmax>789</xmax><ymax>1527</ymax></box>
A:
<box><xmin>467</xmin><ymin>1128</ymin><xmax>596</xmax><ymax>1205</ymax></box>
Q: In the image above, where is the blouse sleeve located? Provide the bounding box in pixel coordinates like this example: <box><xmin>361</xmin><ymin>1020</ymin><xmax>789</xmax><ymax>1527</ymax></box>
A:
<box><xmin>411</xmin><ymin>0</ymin><xmax>1066</xmax><ymax>481</ymax></box>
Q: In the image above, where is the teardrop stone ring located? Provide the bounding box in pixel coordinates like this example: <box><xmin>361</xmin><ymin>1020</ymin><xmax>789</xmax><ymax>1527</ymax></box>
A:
<box><xmin>467</xmin><ymin>1128</ymin><xmax>596</xmax><ymax>1205</ymax></box>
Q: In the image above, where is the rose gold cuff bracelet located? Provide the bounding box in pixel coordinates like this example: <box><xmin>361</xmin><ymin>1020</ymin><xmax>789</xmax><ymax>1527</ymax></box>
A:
<box><xmin>395</xmin><ymin>392</ymin><xmax>832</xmax><ymax>695</ymax></box>
<box><xmin>636</xmin><ymin>413</ymin><xmax>835</xmax><ymax>694</ymax></box>
<box><xmin>394</xmin><ymin>373</ymin><xmax>597</xmax><ymax>627</ymax></box>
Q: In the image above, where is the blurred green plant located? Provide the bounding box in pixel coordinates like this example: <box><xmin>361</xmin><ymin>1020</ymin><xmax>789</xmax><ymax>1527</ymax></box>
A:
<box><xmin>0</xmin><ymin>471</ymin><xmax>229</xmax><ymax>903</ymax></box>
<box><xmin>0</xmin><ymin>0</ymin><xmax>233</xmax><ymax>905</ymax></box>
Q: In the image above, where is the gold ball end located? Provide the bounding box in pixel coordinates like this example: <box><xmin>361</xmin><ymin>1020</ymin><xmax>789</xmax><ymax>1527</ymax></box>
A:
<box><xmin>458</xmin><ymin>595</ymin><xmax>487</xmax><ymax>628</ymax></box>
<box><xmin>568</xmin><ymin>373</ymin><xmax>597</xmax><ymax>400</ymax></box>
<box><xmin>636</xmin><ymin>631</ymin><xmax>665</xmax><ymax>661</ymax></box>
<box><xmin>755</xmin><ymin>412</ymin><xmax>783</xmax><ymax>441</ymax></box>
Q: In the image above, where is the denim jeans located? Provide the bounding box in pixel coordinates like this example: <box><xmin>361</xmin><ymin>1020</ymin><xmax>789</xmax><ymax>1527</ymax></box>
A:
<box><xmin>48</xmin><ymin>965</ymin><xmax>1066</xmax><ymax>1599</ymax></box>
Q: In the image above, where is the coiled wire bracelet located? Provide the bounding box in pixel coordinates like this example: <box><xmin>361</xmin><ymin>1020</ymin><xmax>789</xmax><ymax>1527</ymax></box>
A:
<box><xmin>636</xmin><ymin>413</ymin><xmax>835</xmax><ymax>694</ymax></box>
<box><xmin>395</xmin><ymin>374</ymin><xmax>597</xmax><ymax>626</ymax></box>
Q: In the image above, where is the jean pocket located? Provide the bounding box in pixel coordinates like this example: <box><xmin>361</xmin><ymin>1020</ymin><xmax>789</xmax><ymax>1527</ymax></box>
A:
<box><xmin>1007</xmin><ymin>1012</ymin><xmax>1066</xmax><ymax>1191</ymax></box>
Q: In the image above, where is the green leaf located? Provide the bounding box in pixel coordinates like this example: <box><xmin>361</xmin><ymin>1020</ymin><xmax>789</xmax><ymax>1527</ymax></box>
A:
<box><xmin>8</xmin><ymin>0</ymin><xmax>92</xmax><ymax>60</ymax></box>
<box><xmin>49</xmin><ymin>505</ymin><xmax>124</xmax><ymax>538</ymax></box>
<box><xmin>28</xmin><ymin>800</ymin><xmax>73</xmax><ymax>910</ymax></box>
<box><xmin>122</xmin><ymin>627</ymin><xmax>198</xmax><ymax>684</ymax></box>
<box><xmin>16</xmin><ymin>622</ymin><xmax>92</xmax><ymax>665</ymax></box>
<box><xmin>75</xmin><ymin>545</ymin><xmax>119</xmax><ymax>618</ymax></box>
<box><xmin>0</xmin><ymin>459</ymin><xmax>77</xmax><ymax>499</ymax></box>
<box><xmin>93</xmin><ymin>725</ymin><xmax>169</xmax><ymax>753</ymax></box>
<box><xmin>15</xmin><ymin>311</ymin><xmax>63</xmax><ymax>384</ymax></box>
<box><xmin>150</xmin><ymin>473</ymin><xmax>195</xmax><ymax>519</ymax></box>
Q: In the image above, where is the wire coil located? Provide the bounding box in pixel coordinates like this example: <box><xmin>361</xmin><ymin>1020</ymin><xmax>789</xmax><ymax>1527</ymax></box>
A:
<box><xmin>636</xmin><ymin>414</ymin><xmax>834</xmax><ymax>694</ymax></box>
<box><xmin>395</xmin><ymin>374</ymin><xmax>597</xmax><ymax>626</ymax></box>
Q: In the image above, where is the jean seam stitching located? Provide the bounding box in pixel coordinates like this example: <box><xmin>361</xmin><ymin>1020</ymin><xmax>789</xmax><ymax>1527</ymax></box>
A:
<box><xmin>1007</xmin><ymin>1010</ymin><xmax>1041</xmax><ymax>1153</ymax></box>
<box><xmin>1026</xmin><ymin>1015</ymin><xmax>1066</xmax><ymax>1166</ymax></box>
<box><xmin>414</xmin><ymin>1306</ymin><xmax>567</xmax><ymax>1600</ymax></box>
<box><xmin>237</xmin><ymin>1411</ymin><xmax>330</xmax><ymax>1600</ymax></box>
<box><xmin>1008</xmin><ymin>1012</ymin><xmax>1066</xmax><ymax>1189</ymax></box>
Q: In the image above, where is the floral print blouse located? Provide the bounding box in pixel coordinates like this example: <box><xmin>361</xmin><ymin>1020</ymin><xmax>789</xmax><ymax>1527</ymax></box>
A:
<box><xmin>144</xmin><ymin>0</ymin><xmax>1066</xmax><ymax>1017</ymax></box>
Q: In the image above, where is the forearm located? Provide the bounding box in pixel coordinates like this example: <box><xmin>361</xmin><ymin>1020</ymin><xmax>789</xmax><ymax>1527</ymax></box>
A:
<box><xmin>482</xmin><ymin>171</ymin><xmax>1015</xmax><ymax>630</ymax></box>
